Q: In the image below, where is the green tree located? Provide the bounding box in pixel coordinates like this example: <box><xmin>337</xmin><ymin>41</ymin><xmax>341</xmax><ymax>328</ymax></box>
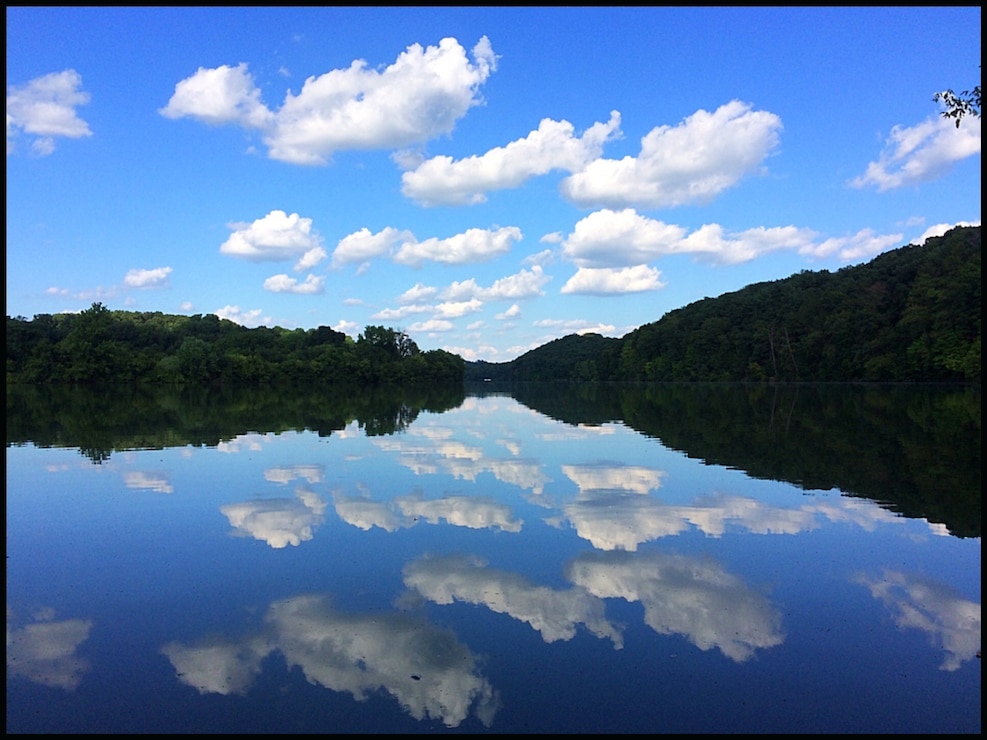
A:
<box><xmin>934</xmin><ymin>71</ymin><xmax>981</xmax><ymax>127</ymax></box>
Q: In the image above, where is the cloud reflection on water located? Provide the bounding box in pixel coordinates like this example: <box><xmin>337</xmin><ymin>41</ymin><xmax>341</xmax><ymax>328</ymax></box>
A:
<box><xmin>161</xmin><ymin>594</ymin><xmax>499</xmax><ymax>728</ymax></box>
<box><xmin>220</xmin><ymin>486</ymin><xmax>327</xmax><ymax>548</ymax></box>
<box><xmin>854</xmin><ymin>569</ymin><xmax>981</xmax><ymax>671</ymax></box>
<box><xmin>567</xmin><ymin>550</ymin><xmax>786</xmax><ymax>662</ymax></box>
<box><xmin>6</xmin><ymin>607</ymin><xmax>93</xmax><ymax>690</ymax></box>
<box><xmin>403</xmin><ymin>553</ymin><xmax>623</xmax><ymax>647</ymax></box>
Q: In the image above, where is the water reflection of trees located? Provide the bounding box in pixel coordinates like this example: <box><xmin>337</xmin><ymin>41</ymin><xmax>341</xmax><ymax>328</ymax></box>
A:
<box><xmin>510</xmin><ymin>382</ymin><xmax>981</xmax><ymax>538</ymax></box>
<box><xmin>6</xmin><ymin>381</ymin><xmax>979</xmax><ymax>538</ymax></box>
<box><xmin>6</xmin><ymin>382</ymin><xmax>467</xmax><ymax>463</ymax></box>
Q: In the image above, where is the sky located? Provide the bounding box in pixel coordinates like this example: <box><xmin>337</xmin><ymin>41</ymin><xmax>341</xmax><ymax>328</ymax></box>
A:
<box><xmin>5</xmin><ymin>7</ymin><xmax>981</xmax><ymax>362</ymax></box>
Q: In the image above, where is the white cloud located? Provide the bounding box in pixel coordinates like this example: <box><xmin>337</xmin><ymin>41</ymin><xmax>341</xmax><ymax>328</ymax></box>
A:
<box><xmin>496</xmin><ymin>304</ymin><xmax>521</xmax><ymax>320</ymax></box>
<box><xmin>799</xmin><ymin>228</ymin><xmax>904</xmax><ymax>261</ymax></box>
<box><xmin>917</xmin><ymin>221</ymin><xmax>980</xmax><ymax>244</ymax></box>
<box><xmin>295</xmin><ymin>247</ymin><xmax>328</xmax><ymax>271</ymax></box>
<box><xmin>533</xmin><ymin>318</ymin><xmax>617</xmax><ymax>335</ymax></box>
<box><xmin>7</xmin><ymin>69</ymin><xmax>92</xmax><ymax>155</ymax></box>
<box><xmin>332</xmin><ymin>226</ymin><xmax>413</xmax><ymax>267</ymax></box>
<box><xmin>124</xmin><ymin>266</ymin><xmax>173</xmax><ymax>289</ymax></box>
<box><xmin>371</xmin><ymin>304</ymin><xmax>432</xmax><ymax>321</ymax></box>
<box><xmin>848</xmin><ymin>116</ymin><xmax>981</xmax><ymax>192</ymax></box>
<box><xmin>407</xmin><ymin>319</ymin><xmax>455</xmax><ymax>333</ymax></box>
<box><xmin>563</xmin><ymin>209</ymin><xmax>820</xmax><ymax>267</ymax></box>
<box><xmin>220</xmin><ymin>210</ymin><xmax>324</xmax><ymax>268</ymax></box>
<box><xmin>394</xmin><ymin>226</ymin><xmax>522</xmax><ymax>267</ymax></box>
<box><xmin>215</xmin><ymin>305</ymin><xmax>269</xmax><ymax>326</ymax></box>
<box><xmin>560</xmin><ymin>265</ymin><xmax>665</xmax><ymax>295</ymax></box>
<box><xmin>681</xmin><ymin>223</ymin><xmax>818</xmax><ymax>265</ymax></box>
<box><xmin>263</xmin><ymin>273</ymin><xmax>326</xmax><ymax>294</ymax></box>
<box><xmin>434</xmin><ymin>299</ymin><xmax>484</xmax><ymax>318</ymax></box>
<box><xmin>401</xmin><ymin>111</ymin><xmax>621</xmax><ymax>205</ymax></box>
<box><xmin>562</xmin><ymin>208</ymin><xmax>687</xmax><ymax>267</ymax></box>
<box><xmin>440</xmin><ymin>265</ymin><xmax>550</xmax><ymax>301</ymax></box>
<box><xmin>159</xmin><ymin>63</ymin><xmax>273</xmax><ymax>128</ymax></box>
<box><xmin>333</xmin><ymin>319</ymin><xmax>360</xmax><ymax>336</ymax></box>
<box><xmin>560</xmin><ymin>100</ymin><xmax>782</xmax><ymax>208</ymax></box>
<box><xmin>161</xmin><ymin>37</ymin><xmax>497</xmax><ymax>166</ymax></box>
<box><xmin>397</xmin><ymin>282</ymin><xmax>439</xmax><ymax>304</ymax></box>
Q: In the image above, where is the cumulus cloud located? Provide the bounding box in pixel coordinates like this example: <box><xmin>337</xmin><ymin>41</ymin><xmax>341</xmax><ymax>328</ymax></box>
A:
<box><xmin>7</xmin><ymin>69</ymin><xmax>92</xmax><ymax>155</ymax></box>
<box><xmin>394</xmin><ymin>226</ymin><xmax>522</xmax><ymax>267</ymax></box>
<box><xmin>799</xmin><ymin>228</ymin><xmax>904</xmax><ymax>261</ymax></box>
<box><xmin>434</xmin><ymin>299</ymin><xmax>484</xmax><ymax>318</ymax></box>
<box><xmin>533</xmin><ymin>319</ymin><xmax>618</xmax><ymax>337</ymax></box>
<box><xmin>401</xmin><ymin>111</ymin><xmax>621</xmax><ymax>205</ymax></box>
<box><xmin>680</xmin><ymin>223</ymin><xmax>819</xmax><ymax>265</ymax></box>
<box><xmin>161</xmin><ymin>37</ymin><xmax>497</xmax><ymax>165</ymax></box>
<box><xmin>407</xmin><ymin>318</ymin><xmax>455</xmax><ymax>333</ymax></box>
<box><xmin>562</xmin><ymin>208</ymin><xmax>687</xmax><ymax>268</ymax></box>
<box><xmin>124</xmin><ymin>266</ymin><xmax>173</xmax><ymax>289</ymax></box>
<box><xmin>215</xmin><ymin>305</ymin><xmax>269</xmax><ymax>327</ymax></box>
<box><xmin>397</xmin><ymin>282</ymin><xmax>439</xmax><ymax>304</ymax></box>
<box><xmin>371</xmin><ymin>304</ymin><xmax>432</xmax><ymax>321</ymax></box>
<box><xmin>559</xmin><ymin>100</ymin><xmax>782</xmax><ymax>208</ymax></box>
<box><xmin>560</xmin><ymin>265</ymin><xmax>665</xmax><ymax>295</ymax></box>
<box><xmin>848</xmin><ymin>116</ymin><xmax>981</xmax><ymax>192</ymax></box>
<box><xmin>331</xmin><ymin>226</ymin><xmax>414</xmax><ymax>267</ymax></box>
<box><xmin>562</xmin><ymin>208</ymin><xmax>820</xmax><ymax>269</ymax></box>
<box><xmin>440</xmin><ymin>265</ymin><xmax>550</xmax><ymax>302</ymax></box>
<box><xmin>917</xmin><ymin>220</ymin><xmax>980</xmax><ymax>244</ymax></box>
<box><xmin>220</xmin><ymin>210</ymin><xmax>325</xmax><ymax>270</ymax></box>
<box><xmin>159</xmin><ymin>62</ymin><xmax>273</xmax><ymax>128</ymax></box>
<box><xmin>263</xmin><ymin>273</ymin><xmax>326</xmax><ymax>294</ymax></box>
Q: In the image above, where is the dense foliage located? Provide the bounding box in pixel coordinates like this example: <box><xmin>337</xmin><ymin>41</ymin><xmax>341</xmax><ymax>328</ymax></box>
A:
<box><xmin>468</xmin><ymin>225</ymin><xmax>981</xmax><ymax>383</ymax></box>
<box><xmin>5</xmin><ymin>309</ymin><xmax>464</xmax><ymax>386</ymax></box>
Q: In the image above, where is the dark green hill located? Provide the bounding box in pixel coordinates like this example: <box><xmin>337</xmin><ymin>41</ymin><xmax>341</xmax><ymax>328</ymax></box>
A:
<box><xmin>464</xmin><ymin>332</ymin><xmax>622</xmax><ymax>382</ymax></box>
<box><xmin>469</xmin><ymin>225</ymin><xmax>980</xmax><ymax>383</ymax></box>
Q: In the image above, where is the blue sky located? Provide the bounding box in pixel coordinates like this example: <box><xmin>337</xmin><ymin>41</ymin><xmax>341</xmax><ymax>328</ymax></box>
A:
<box><xmin>6</xmin><ymin>7</ymin><xmax>981</xmax><ymax>362</ymax></box>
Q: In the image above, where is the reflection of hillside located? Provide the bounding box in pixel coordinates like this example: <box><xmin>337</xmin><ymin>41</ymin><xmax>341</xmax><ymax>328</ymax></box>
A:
<box><xmin>160</xmin><ymin>593</ymin><xmax>499</xmax><ymax>728</ymax></box>
<box><xmin>6</xmin><ymin>383</ymin><xmax>466</xmax><ymax>463</ymax></box>
<box><xmin>511</xmin><ymin>383</ymin><xmax>981</xmax><ymax>538</ymax></box>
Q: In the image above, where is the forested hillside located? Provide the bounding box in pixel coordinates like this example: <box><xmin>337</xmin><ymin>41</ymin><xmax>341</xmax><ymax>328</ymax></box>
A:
<box><xmin>5</xmin><ymin>309</ymin><xmax>463</xmax><ymax>385</ymax></box>
<box><xmin>468</xmin><ymin>225</ymin><xmax>981</xmax><ymax>383</ymax></box>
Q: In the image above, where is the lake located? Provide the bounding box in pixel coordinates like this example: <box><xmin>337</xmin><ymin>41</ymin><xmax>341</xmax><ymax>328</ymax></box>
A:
<box><xmin>5</xmin><ymin>382</ymin><xmax>981</xmax><ymax>733</ymax></box>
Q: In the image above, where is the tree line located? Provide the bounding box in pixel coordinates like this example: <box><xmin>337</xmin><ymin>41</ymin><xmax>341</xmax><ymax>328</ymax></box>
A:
<box><xmin>6</xmin><ymin>308</ymin><xmax>464</xmax><ymax>386</ymax></box>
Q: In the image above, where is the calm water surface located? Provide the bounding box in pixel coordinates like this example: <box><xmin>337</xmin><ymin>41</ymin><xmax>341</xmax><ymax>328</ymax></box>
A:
<box><xmin>6</xmin><ymin>383</ymin><xmax>981</xmax><ymax>733</ymax></box>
